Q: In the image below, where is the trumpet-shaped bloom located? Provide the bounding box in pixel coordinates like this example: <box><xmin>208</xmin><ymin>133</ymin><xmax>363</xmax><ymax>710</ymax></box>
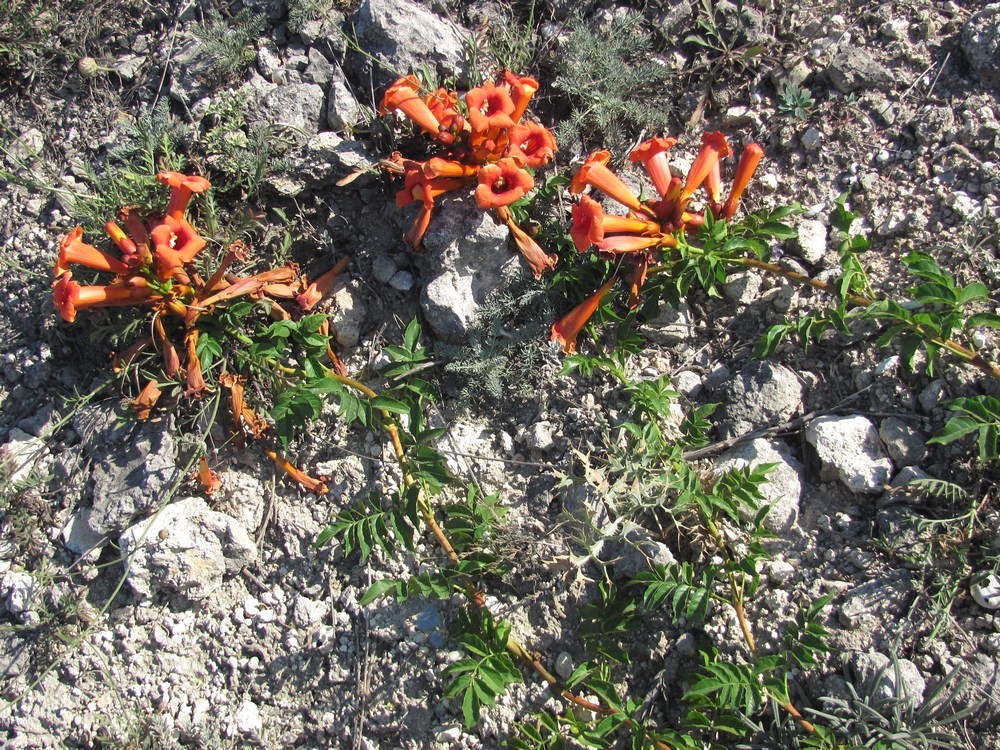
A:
<box><xmin>422</xmin><ymin>157</ymin><xmax>478</xmax><ymax>180</ymax></box>
<box><xmin>396</xmin><ymin>168</ymin><xmax>469</xmax><ymax>209</ymax></box>
<box><xmin>474</xmin><ymin>159</ymin><xmax>533</xmax><ymax>210</ymax></box>
<box><xmin>721</xmin><ymin>143</ymin><xmax>764</xmax><ymax>220</ymax></box>
<box><xmin>54</xmin><ymin>227</ymin><xmax>131</xmax><ymax>277</ymax></box>
<box><xmin>103</xmin><ymin>221</ymin><xmax>137</xmax><ymax>257</ymax></box>
<box><xmin>465</xmin><ymin>81</ymin><xmax>516</xmax><ymax>135</ymax></box>
<box><xmin>156</xmin><ymin>172</ymin><xmax>211</xmax><ymax>221</ymax></box>
<box><xmin>571</xmin><ymin>150</ymin><xmax>646</xmax><ymax>214</ymax></box>
<box><xmin>681</xmin><ymin>132</ymin><xmax>733</xmax><ymax>201</ymax></box>
<box><xmin>380</xmin><ymin>75</ymin><xmax>442</xmax><ymax>136</ymax></box>
<box><xmin>129</xmin><ymin>379</ymin><xmax>162</xmax><ymax>420</ymax></box>
<box><xmin>550</xmin><ymin>275</ymin><xmax>617</xmax><ymax>354</ymax></box>
<box><xmin>403</xmin><ymin>204</ymin><xmax>433</xmax><ymax>249</ymax></box>
<box><xmin>296</xmin><ymin>256</ymin><xmax>350</xmax><ymax>311</ymax></box>
<box><xmin>53</xmin><ymin>272</ymin><xmax>154</xmax><ymax>323</ymax></box>
<box><xmin>504</xmin><ymin>71</ymin><xmax>539</xmax><ymax>123</ymax></box>
<box><xmin>571</xmin><ymin>195</ymin><xmax>606</xmax><ymax>251</ymax></box>
<box><xmin>629</xmin><ymin>137</ymin><xmax>677</xmax><ymax>198</ymax></box>
<box><xmin>597</xmin><ymin>234</ymin><xmax>667</xmax><ymax>254</ymax></box>
<box><xmin>508</xmin><ymin>122</ymin><xmax>556</xmax><ymax>169</ymax></box>
<box><xmin>266</xmin><ymin>449</ymin><xmax>328</xmax><ymax>494</ymax></box>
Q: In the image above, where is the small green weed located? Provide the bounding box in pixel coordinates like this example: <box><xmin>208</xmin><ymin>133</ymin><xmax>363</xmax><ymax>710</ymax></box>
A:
<box><xmin>778</xmin><ymin>83</ymin><xmax>815</xmax><ymax>120</ymax></box>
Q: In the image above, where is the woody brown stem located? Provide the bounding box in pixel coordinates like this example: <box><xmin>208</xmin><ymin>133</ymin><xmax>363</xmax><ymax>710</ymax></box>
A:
<box><xmin>702</xmin><ymin>515</ymin><xmax>813</xmax><ymax>733</ymax></box>
<box><xmin>329</xmin><ymin>370</ymin><xmax>671</xmax><ymax>749</ymax></box>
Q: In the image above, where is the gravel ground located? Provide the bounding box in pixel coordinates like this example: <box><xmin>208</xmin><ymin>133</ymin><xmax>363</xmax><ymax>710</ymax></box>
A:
<box><xmin>1</xmin><ymin>1</ymin><xmax>999</xmax><ymax>748</ymax></box>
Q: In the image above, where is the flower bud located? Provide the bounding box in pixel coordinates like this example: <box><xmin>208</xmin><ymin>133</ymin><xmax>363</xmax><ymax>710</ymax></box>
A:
<box><xmin>77</xmin><ymin>57</ymin><xmax>100</xmax><ymax>79</ymax></box>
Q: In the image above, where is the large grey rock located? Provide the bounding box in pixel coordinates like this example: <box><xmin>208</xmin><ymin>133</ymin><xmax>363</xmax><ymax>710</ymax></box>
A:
<box><xmin>419</xmin><ymin>200</ymin><xmax>517</xmax><ymax>344</ymax></box>
<box><xmin>0</xmin><ymin>571</ymin><xmax>39</xmax><ymax>625</ymax></box>
<box><xmin>640</xmin><ymin>302</ymin><xmax>694</xmax><ymax>345</ymax></box>
<box><xmin>794</xmin><ymin>218</ymin><xmax>829</xmax><ymax>265</ymax></box>
<box><xmin>878</xmin><ymin>417</ymin><xmax>926</xmax><ymax>467</ymax></box>
<box><xmin>168</xmin><ymin>40</ymin><xmax>215</xmax><ymax>108</ymax></box>
<box><xmin>119</xmin><ymin>496</ymin><xmax>256</xmax><ymax>602</ymax></box>
<box><xmin>958</xmin><ymin>652</ymin><xmax>1000</xmax><ymax>718</ymax></box>
<box><xmin>77</xmin><ymin>410</ymin><xmax>179</xmax><ymax>536</ymax></box>
<box><xmin>713</xmin><ymin>361</ymin><xmax>804</xmax><ymax>440</ymax></box>
<box><xmin>1</xmin><ymin>428</ymin><xmax>47</xmax><ymax>484</ymax></box>
<box><xmin>268</xmin><ymin>132</ymin><xmax>376</xmax><ymax>195</ymax></box>
<box><xmin>853</xmin><ymin>651</ymin><xmax>926</xmax><ymax>707</ymax></box>
<box><xmin>715</xmin><ymin>439</ymin><xmax>802</xmax><ymax>532</ymax></box>
<box><xmin>806</xmin><ymin>415</ymin><xmax>893</xmax><ymax>493</ymax></box>
<box><xmin>827</xmin><ymin>47</ymin><xmax>894</xmax><ymax>93</ymax></box>
<box><xmin>326</xmin><ymin>68</ymin><xmax>363</xmax><ymax>131</ymax></box>
<box><xmin>962</xmin><ymin>4</ymin><xmax>1000</xmax><ymax>89</ymax></box>
<box><xmin>347</xmin><ymin>0</ymin><xmax>470</xmax><ymax>91</ymax></box>
<box><xmin>329</xmin><ymin>280</ymin><xmax>368</xmax><ymax>347</ymax></box>
<box><xmin>260</xmin><ymin>82</ymin><xmax>325</xmax><ymax>136</ymax></box>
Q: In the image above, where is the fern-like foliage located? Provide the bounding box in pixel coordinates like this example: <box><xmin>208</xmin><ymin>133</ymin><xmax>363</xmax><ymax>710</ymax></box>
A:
<box><xmin>553</xmin><ymin>10</ymin><xmax>672</xmax><ymax>156</ymax></box>
<box><xmin>317</xmin><ymin>486</ymin><xmax>420</xmax><ymax>563</ymax></box>
<box><xmin>193</xmin><ymin>8</ymin><xmax>267</xmax><ymax>81</ymax></box>
<box><xmin>441</xmin><ymin>265</ymin><xmax>555</xmax><ymax>408</ymax></box>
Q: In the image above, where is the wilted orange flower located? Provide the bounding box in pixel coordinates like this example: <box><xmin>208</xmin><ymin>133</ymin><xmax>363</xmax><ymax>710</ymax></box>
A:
<box><xmin>195</xmin><ymin>456</ymin><xmax>222</xmax><ymax>494</ymax></box>
<box><xmin>129</xmin><ymin>379</ymin><xmax>162</xmax><ymax>420</ymax></box>
<box><xmin>296</xmin><ymin>256</ymin><xmax>350</xmax><ymax>311</ymax></box>
<box><xmin>266</xmin><ymin>450</ymin><xmax>328</xmax><ymax>494</ymax></box>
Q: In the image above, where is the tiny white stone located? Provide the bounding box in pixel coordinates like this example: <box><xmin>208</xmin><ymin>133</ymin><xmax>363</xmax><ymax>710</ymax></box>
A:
<box><xmin>972</xmin><ymin>574</ymin><xmax>1000</xmax><ymax>610</ymax></box>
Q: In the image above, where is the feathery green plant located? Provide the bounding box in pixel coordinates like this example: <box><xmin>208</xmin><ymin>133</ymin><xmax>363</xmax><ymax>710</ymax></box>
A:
<box><xmin>553</xmin><ymin>11</ymin><xmax>671</xmax><ymax>155</ymax></box>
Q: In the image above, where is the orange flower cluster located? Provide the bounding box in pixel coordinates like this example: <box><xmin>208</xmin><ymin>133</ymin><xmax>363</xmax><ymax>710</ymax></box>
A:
<box><xmin>380</xmin><ymin>72</ymin><xmax>558</xmax><ymax>278</ymax></box>
<box><xmin>552</xmin><ymin>133</ymin><xmax>763</xmax><ymax>353</ymax></box>
<box><xmin>53</xmin><ymin>172</ymin><xmax>348</xmax><ymax>401</ymax></box>
<box><xmin>53</xmin><ymin>172</ymin><xmax>346</xmax><ymax>496</ymax></box>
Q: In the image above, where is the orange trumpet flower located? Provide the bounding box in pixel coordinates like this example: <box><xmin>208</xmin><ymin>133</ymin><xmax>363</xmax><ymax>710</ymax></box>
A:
<box><xmin>550</xmin><ymin>275</ymin><xmax>618</xmax><ymax>354</ymax></box>
<box><xmin>571</xmin><ymin>151</ymin><xmax>646</xmax><ymax>214</ymax></box>
<box><xmin>53</xmin><ymin>272</ymin><xmax>154</xmax><ymax>323</ymax></box>
<box><xmin>380</xmin><ymin>75</ymin><xmax>442</xmax><ymax>136</ymax></box>
<box><xmin>465</xmin><ymin>80</ymin><xmax>516</xmax><ymax>134</ymax></box>
<box><xmin>629</xmin><ymin>137</ymin><xmax>677</xmax><ymax>198</ymax></box>
<box><xmin>156</xmin><ymin>172</ymin><xmax>211</xmax><ymax>221</ymax></box>
<box><xmin>54</xmin><ymin>227</ymin><xmax>131</xmax><ymax>277</ymax></box>
<box><xmin>474</xmin><ymin>158</ymin><xmax>534</xmax><ymax>210</ymax></box>
<box><xmin>681</xmin><ymin>132</ymin><xmax>733</xmax><ymax>201</ymax></box>
<box><xmin>721</xmin><ymin>143</ymin><xmax>764</xmax><ymax>220</ymax></box>
<box><xmin>507</xmin><ymin>122</ymin><xmax>556</xmax><ymax>169</ymax></box>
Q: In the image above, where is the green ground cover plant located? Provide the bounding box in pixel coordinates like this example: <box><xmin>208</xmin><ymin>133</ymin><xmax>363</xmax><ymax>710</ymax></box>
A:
<box><xmin>5</xmin><ymin>5</ymin><xmax>1000</xmax><ymax>745</ymax></box>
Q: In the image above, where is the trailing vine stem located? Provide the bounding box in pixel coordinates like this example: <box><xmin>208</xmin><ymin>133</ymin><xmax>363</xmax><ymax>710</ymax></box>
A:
<box><xmin>650</xmin><ymin>256</ymin><xmax>1000</xmax><ymax>380</ymax></box>
<box><xmin>328</xmin><ymin>369</ymin><xmax>675</xmax><ymax>750</ymax></box>
<box><xmin>698</xmin><ymin>512</ymin><xmax>815</xmax><ymax>734</ymax></box>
